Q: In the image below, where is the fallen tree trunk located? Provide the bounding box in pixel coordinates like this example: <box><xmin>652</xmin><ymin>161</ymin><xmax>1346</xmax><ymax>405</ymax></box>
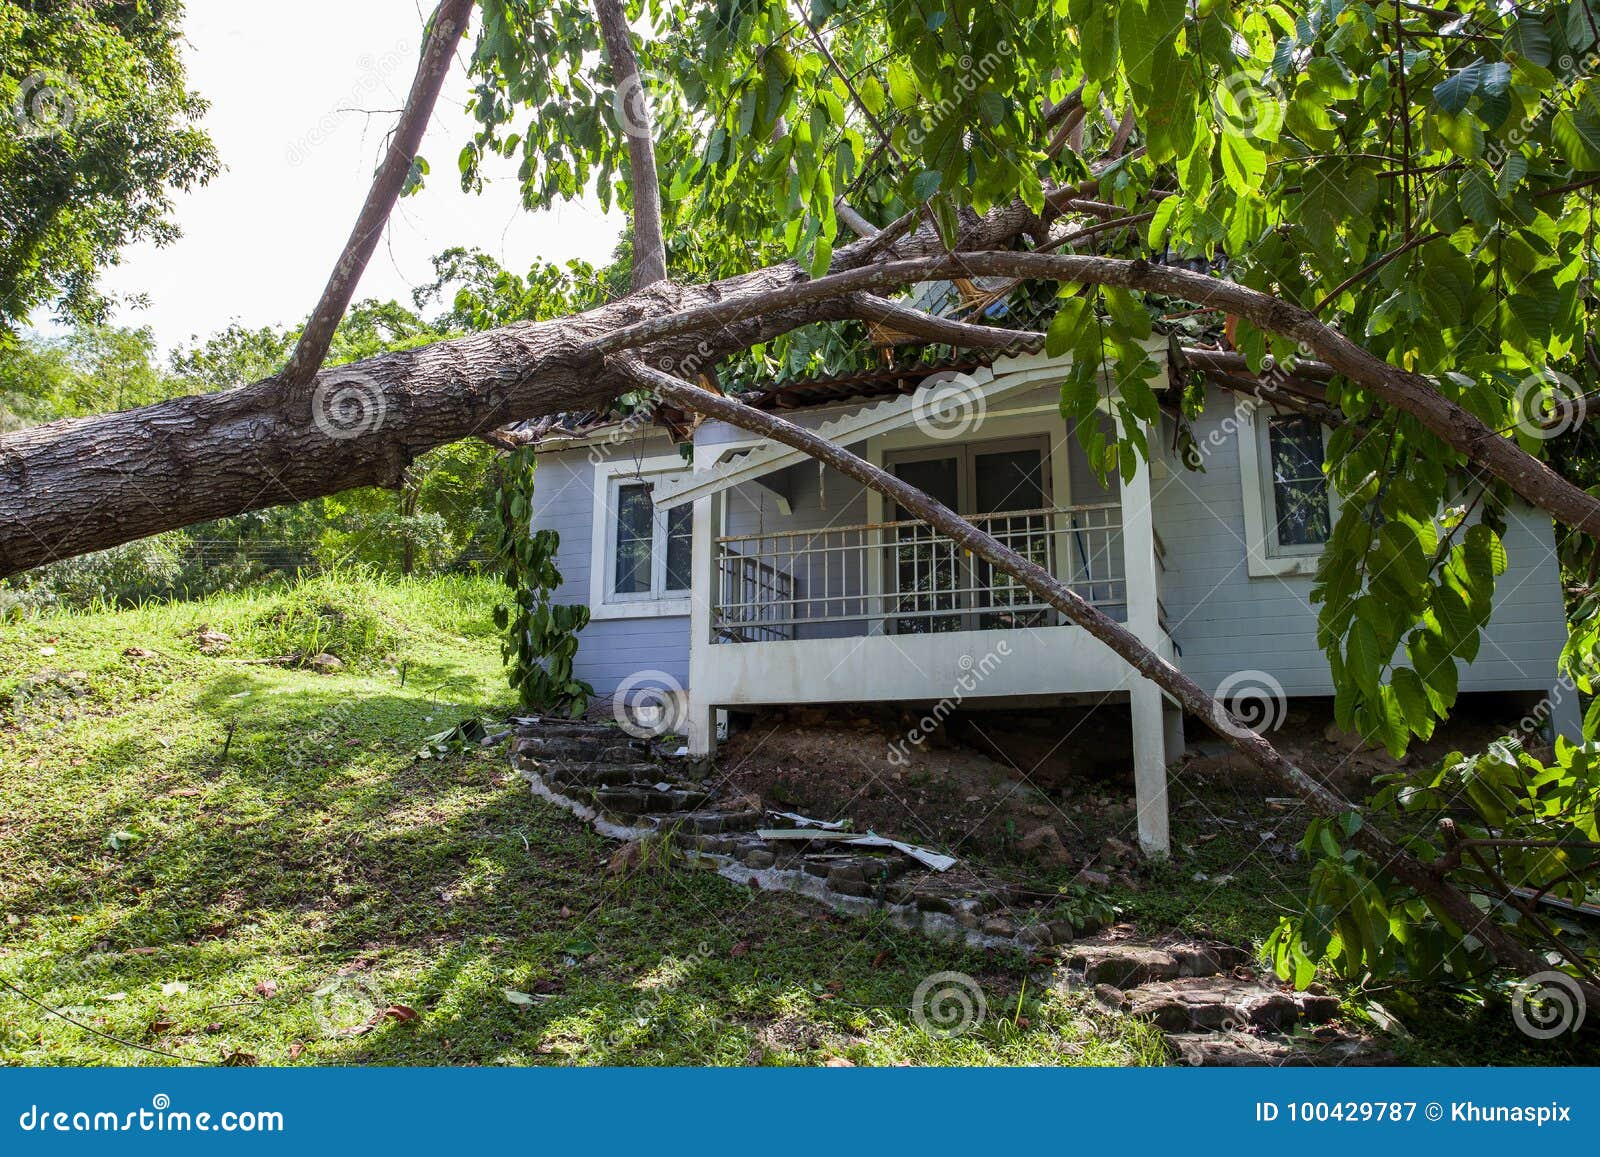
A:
<box><xmin>626</xmin><ymin>356</ymin><xmax>1598</xmax><ymax>1005</ymax></box>
<box><xmin>0</xmin><ymin>199</ymin><xmax>1029</xmax><ymax>579</ymax></box>
<box><xmin>7</xmin><ymin>203</ymin><xmax>1599</xmax><ymax>574</ymax></box>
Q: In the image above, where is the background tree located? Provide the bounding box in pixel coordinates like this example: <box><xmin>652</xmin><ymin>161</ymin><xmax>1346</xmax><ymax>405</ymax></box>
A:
<box><xmin>0</xmin><ymin>0</ymin><xmax>217</xmax><ymax>334</ymax></box>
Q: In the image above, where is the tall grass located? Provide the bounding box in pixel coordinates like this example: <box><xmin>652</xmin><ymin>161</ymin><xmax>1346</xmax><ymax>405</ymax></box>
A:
<box><xmin>6</xmin><ymin>570</ymin><xmax>504</xmax><ymax>668</ymax></box>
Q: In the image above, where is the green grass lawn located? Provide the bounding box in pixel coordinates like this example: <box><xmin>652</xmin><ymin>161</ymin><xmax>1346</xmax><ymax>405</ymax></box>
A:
<box><xmin>0</xmin><ymin>575</ymin><xmax>1166</xmax><ymax>1067</ymax></box>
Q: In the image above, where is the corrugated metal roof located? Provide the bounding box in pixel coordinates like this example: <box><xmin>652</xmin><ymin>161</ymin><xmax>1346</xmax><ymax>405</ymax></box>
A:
<box><xmin>514</xmin><ymin>278</ymin><xmax>1060</xmax><ymax>447</ymax></box>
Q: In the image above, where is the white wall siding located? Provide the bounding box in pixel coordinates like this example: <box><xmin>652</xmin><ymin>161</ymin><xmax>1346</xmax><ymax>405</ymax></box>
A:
<box><xmin>1153</xmin><ymin>387</ymin><xmax>1568</xmax><ymax>698</ymax></box>
<box><xmin>529</xmin><ymin>440</ymin><xmax>690</xmax><ymax>694</ymax></box>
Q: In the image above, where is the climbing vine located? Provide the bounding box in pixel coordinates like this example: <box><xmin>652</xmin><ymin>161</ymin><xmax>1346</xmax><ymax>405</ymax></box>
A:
<box><xmin>490</xmin><ymin>446</ymin><xmax>593</xmax><ymax>716</ymax></box>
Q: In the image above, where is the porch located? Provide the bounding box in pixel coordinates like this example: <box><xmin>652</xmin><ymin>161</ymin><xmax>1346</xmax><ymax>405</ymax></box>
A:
<box><xmin>662</xmin><ymin>350</ymin><xmax>1181</xmax><ymax>853</ymax></box>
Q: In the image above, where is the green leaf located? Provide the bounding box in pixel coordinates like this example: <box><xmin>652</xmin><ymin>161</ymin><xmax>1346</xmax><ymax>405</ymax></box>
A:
<box><xmin>1505</xmin><ymin>16</ymin><xmax>1554</xmax><ymax>67</ymax></box>
<box><xmin>1080</xmin><ymin>7</ymin><xmax>1119</xmax><ymax>82</ymax></box>
<box><xmin>858</xmin><ymin>75</ymin><xmax>887</xmax><ymax>117</ymax></box>
<box><xmin>887</xmin><ymin>60</ymin><xmax>918</xmax><ymax>111</ymax></box>
<box><xmin>1433</xmin><ymin>61</ymin><xmax>1484</xmax><ymax>115</ymax></box>
<box><xmin>1459</xmin><ymin>167</ymin><xmax>1499</xmax><ymax>226</ymax></box>
<box><xmin>1553</xmin><ymin>105</ymin><xmax>1600</xmax><ymax>170</ymax></box>
<box><xmin>1045</xmin><ymin>296</ymin><xmax>1093</xmax><ymax>358</ymax></box>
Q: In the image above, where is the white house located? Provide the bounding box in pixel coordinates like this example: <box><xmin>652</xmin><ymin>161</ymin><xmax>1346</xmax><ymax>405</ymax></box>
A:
<box><xmin>522</xmin><ymin>342</ymin><xmax>1576</xmax><ymax>855</ymax></box>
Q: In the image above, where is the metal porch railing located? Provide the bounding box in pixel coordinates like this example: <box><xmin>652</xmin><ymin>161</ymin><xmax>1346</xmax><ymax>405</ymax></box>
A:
<box><xmin>712</xmin><ymin>503</ymin><xmax>1125</xmax><ymax>641</ymax></box>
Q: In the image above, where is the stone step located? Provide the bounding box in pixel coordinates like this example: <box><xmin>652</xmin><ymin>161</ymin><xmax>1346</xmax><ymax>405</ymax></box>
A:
<box><xmin>515</xmin><ymin>735</ymin><xmax>645</xmax><ymax>763</ymax></box>
<box><xmin>1068</xmin><ymin>940</ymin><xmax>1250</xmax><ymax>988</ymax></box>
<box><xmin>515</xmin><ymin>719</ymin><xmax>621</xmax><ymax>738</ymax></box>
<box><xmin>591</xmin><ymin>785</ymin><xmax>712</xmax><ymax>816</ymax></box>
<box><xmin>531</xmin><ymin>761</ymin><xmax>663</xmax><ymax>788</ymax></box>
<box><xmin>636</xmin><ymin>809</ymin><xmax>764</xmax><ymax>836</ymax></box>
<box><xmin>1166</xmin><ymin>1030</ymin><xmax>1391</xmax><ymax>1067</ymax></box>
<box><xmin>1121</xmin><ymin>978</ymin><xmax>1310</xmax><ymax>1033</ymax></box>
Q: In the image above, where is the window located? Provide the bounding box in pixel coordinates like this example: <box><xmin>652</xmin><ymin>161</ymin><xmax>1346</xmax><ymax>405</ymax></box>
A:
<box><xmin>605</xmin><ymin>476</ymin><xmax>692</xmax><ymax>602</ymax></box>
<box><xmin>1237</xmin><ymin>401</ymin><xmax>1336</xmax><ymax>577</ymax></box>
<box><xmin>1264</xmin><ymin>415</ymin><xmax>1332</xmax><ymax>551</ymax></box>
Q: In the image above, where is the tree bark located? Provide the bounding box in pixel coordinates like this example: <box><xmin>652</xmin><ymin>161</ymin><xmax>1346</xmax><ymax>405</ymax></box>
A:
<box><xmin>593</xmin><ymin>0</ymin><xmax>668</xmax><ymax>290</ymax></box>
<box><xmin>7</xmin><ymin>177</ymin><xmax>1599</xmax><ymax>573</ymax></box>
<box><xmin>627</xmin><ymin>356</ymin><xmax>1593</xmax><ymax>1001</ymax></box>
<box><xmin>848</xmin><ymin>292</ymin><xmax>1038</xmax><ymax>349</ymax></box>
<box><xmin>0</xmin><ymin>200</ymin><xmax>1039</xmax><ymax>577</ymax></box>
<box><xmin>277</xmin><ymin>0</ymin><xmax>475</xmax><ymax>391</ymax></box>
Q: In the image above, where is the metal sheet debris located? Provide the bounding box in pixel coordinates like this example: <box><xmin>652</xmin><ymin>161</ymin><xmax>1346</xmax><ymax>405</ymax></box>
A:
<box><xmin>755</xmin><ymin>829</ymin><xmax>957</xmax><ymax>872</ymax></box>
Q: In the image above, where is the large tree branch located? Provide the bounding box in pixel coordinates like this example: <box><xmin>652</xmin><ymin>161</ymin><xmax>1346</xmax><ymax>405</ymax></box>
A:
<box><xmin>277</xmin><ymin>0</ymin><xmax>474</xmax><ymax>392</ymax></box>
<box><xmin>623</xmin><ymin>356</ymin><xmax>1590</xmax><ymax>1001</ymax></box>
<box><xmin>594</xmin><ymin>0</ymin><xmax>667</xmax><ymax>290</ymax></box>
<box><xmin>847</xmin><ymin>292</ymin><xmax>1038</xmax><ymax>349</ymax></box>
<box><xmin>8</xmin><ymin>185</ymin><xmax>1600</xmax><ymax>573</ymax></box>
<box><xmin>588</xmin><ymin>250</ymin><xmax>1600</xmax><ymax>537</ymax></box>
<box><xmin>0</xmin><ymin>194</ymin><xmax>1041</xmax><ymax>576</ymax></box>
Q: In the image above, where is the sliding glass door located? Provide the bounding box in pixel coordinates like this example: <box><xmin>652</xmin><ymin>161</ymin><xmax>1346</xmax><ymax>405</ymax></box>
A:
<box><xmin>886</xmin><ymin>438</ymin><xmax>1052</xmax><ymax>633</ymax></box>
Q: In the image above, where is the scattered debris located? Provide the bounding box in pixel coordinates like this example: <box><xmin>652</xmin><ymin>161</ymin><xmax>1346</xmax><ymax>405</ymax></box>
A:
<box><xmin>754</xmin><ymin>828</ymin><xmax>958</xmax><ymax>872</ymax></box>
<box><xmin>193</xmin><ymin>628</ymin><xmax>232</xmax><ymax>654</ymax></box>
<box><xmin>1019</xmin><ymin>824</ymin><xmax>1072</xmax><ymax>865</ymax></box>
<box><xmin>418</xmin><ymin>716</ymin><xmax>504</xmax><ymax>760</ymax></box>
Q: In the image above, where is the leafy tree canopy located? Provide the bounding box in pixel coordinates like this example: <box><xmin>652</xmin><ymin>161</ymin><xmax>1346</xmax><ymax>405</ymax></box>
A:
<box><xmin>0</xmin><ymin>0</ymin><xmax>217</xmax><ymax>334</ymax></box>
<box><xmin>459</xmin><ymin>0</ymin><xmax>1600</xmax><ymax>756</ymax></box>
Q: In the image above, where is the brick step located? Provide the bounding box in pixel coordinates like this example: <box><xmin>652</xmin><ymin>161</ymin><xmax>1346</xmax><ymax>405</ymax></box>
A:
<box><xmin>637</xmin><ymin>809</ymin><xmax>764</xmax><ymax>836</ymax></box>
<box><xmin>514</xmin><ymin>735</ymin><xmax>646</xmax><ymax>763</ymax></box>
<box><xmin>515</xmin><ymin>719</ymin><xmax>622</xmax><ymax>738</ymax></box>
<box><xmin>1165</xmin><ymin>1030</ymin><xmax>1390</xmax><ymax>1067</ymax></box>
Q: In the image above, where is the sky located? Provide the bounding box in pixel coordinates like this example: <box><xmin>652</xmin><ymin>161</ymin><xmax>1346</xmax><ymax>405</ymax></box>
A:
<box><xmin>91</xmin><ymin>1</ymin><xmax>624</xmax><ymax>353</ymax></box>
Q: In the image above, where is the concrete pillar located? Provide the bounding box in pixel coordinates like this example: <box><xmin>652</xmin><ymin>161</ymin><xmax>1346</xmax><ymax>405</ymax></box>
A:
<box><xmin>1119</xmin><ymin>419</ymin><xmax>1171</xmax><ymax>856</ymax></box>
<box><xmin>1163</xmin><ymin>701</ymin><xmax>1186</xmax><ymax>764</ymax></box>
<box><xmin>1130</xmin><ymin>682</ymin><xmax>1171</xmax><ymax>856</ymax></box>
<box><xmin>686</xmin><ymin>490</ymin><xmax>719</xmax><ymax>757</ymax></box>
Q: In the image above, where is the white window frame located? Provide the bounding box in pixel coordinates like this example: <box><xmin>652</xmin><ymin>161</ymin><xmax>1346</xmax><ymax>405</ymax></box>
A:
<box><xmin>1237</xmin><ymin>400</ymin><xmax>1337</xmax><ymax>578</ymax></box>
<box><xmin>589</xmin><ymin>454</ymin><xmax>694</xmax><ymax>619</ymax></box>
